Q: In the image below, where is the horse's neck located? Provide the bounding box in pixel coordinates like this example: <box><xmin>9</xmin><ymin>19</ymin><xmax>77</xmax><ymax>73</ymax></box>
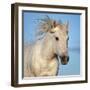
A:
<box><xmin>41</xmin><ymin>34</ymin><xmax>55</xmax><ymax>60</ymax></box>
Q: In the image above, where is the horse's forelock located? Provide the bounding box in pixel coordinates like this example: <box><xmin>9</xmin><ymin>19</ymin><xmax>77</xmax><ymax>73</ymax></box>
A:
<box><xmin>36</xmin><ymin>16</ymin><xmax>63</xmax><ymax>36</ymax></box>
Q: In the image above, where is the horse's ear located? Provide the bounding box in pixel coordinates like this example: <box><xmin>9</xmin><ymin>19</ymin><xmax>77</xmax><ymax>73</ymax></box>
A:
<box><xmin>67</xmin><ymin>21</ymin><xmax>69</xmax><ymax>29</ymax></box>
<box><xmin>64</xmin><ymin>21</ymin><xmax>69</xmax><ymax>32</ymax></box>
<box><xmin>50</xmin><ymin>21</ymin><xmax>58</xmax><ymax>33</ymax></box>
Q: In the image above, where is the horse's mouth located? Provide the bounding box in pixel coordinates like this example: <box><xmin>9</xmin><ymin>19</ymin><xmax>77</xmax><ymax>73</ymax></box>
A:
<box><xmin>60</xmin><ymin>56</ymin><xmax>69</xmax><ymax>65</ymax></box>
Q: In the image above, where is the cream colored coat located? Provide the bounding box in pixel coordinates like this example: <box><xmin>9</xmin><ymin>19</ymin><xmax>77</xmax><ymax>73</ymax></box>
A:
<box><xmin>24</xmin><ymin>33</ymin><xmax>59</xmax><ymax>77</ymax></box>
<box><xmin>24</xmin><ymin>20</ymin><xmax>68</xmax><ymax>77</ymax></box>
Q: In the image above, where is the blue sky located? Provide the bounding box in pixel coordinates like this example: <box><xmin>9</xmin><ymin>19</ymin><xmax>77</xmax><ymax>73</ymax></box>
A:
<box><xmin>23</xmin><ymin>11</ymin><xmax>80</xmax><ymax>76</ymax></box>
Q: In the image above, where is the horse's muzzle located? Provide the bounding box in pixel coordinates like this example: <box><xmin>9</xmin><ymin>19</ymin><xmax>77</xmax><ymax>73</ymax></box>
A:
<box><xmin>60</xmin><ymin>56</ymin><xmax>69</xmax><ymax>65</ymax></box>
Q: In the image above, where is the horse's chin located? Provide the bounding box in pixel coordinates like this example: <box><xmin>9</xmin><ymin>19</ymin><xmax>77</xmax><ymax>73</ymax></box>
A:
<box><xmin>61</xmin><ymin>60</ymin><xmax>68</xmax><ymax>65</ymax></box>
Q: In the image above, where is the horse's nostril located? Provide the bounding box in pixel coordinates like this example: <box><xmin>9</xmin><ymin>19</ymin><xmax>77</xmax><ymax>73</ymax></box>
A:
<box><xmin>60</xmin><ymin>56</ymin><xmax>69</xmax><ymax>61</ymax></box>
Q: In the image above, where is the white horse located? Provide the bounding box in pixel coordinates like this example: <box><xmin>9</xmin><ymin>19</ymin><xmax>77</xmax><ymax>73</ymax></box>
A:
<box><xmin>24</xmin><ymin>16</ymin><xmax>69</xmax><ymax>77</ymax></box>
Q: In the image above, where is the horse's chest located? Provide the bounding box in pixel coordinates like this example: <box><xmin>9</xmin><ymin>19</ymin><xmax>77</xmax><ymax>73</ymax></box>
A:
<box><xmin>40</xmin><ymin>59</ymin><xmax>58</xmax><ymax>71</ymax></box>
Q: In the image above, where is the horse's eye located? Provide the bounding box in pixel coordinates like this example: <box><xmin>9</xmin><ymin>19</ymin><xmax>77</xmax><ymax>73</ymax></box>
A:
<box><xmin>55</xmin><ymin>37</ymin><xmax>59</xmax><ymax>41</ymax></box>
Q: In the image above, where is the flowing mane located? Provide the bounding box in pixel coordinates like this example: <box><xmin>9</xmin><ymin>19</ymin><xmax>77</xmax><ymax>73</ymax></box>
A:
<box><xmin>36</xmin><ymin>15</ymin><xmax>62</xmax><ymax>36</ymax></box>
